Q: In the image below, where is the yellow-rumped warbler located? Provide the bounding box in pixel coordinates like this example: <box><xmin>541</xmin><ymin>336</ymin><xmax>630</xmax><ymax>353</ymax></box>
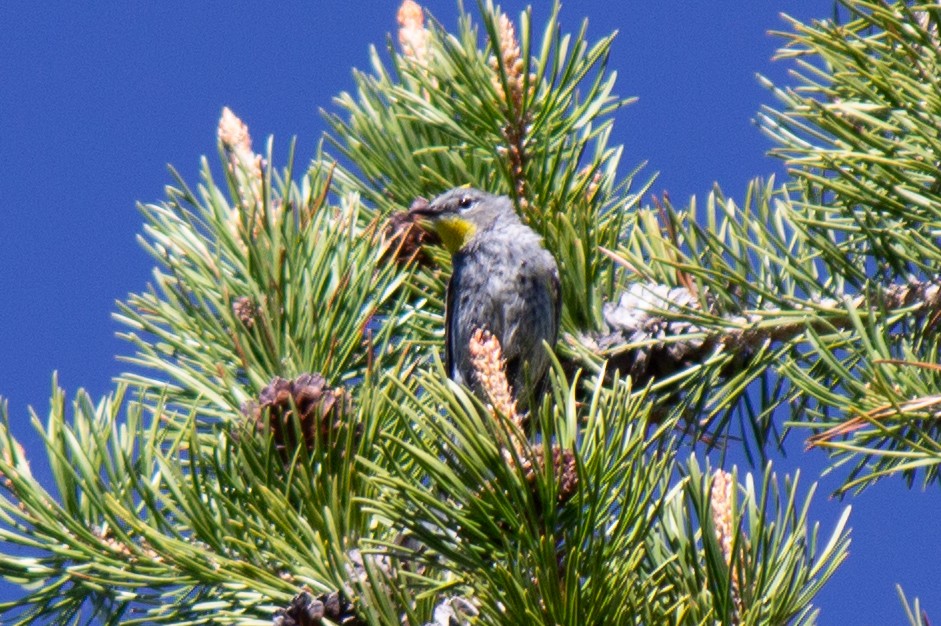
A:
<box><xmin>410</xmin><ymin>188</ymin><xmax>560</xmax><ymax>408</ymax></box>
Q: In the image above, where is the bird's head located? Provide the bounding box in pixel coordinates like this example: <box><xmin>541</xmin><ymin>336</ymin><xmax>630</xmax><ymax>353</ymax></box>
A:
<box><xmin>408</xmin><ymin>187</ymin><xmax>513</xmax><ymax>254</ymax></box>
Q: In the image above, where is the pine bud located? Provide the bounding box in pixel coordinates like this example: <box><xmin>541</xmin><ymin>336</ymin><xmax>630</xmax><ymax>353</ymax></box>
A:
<box><xmin>469</xmin><ymin>328</ymin><xmax>521</xmax><ymax>431</ymax></box>
<box><xmin>232</xmin><ymin>296</ymin><xmax>257</xmax><ymax>328</ymax></box>
<box><xmin>490</xmin><ymin>13</ymin><xmax>524</xmax><ymax>110</ymax></box>
<box><xmin>218</xmin><ymin>107</ymin><xmax>278</xmax><ymax>244</ymax></box>
<box><xmin>711</xmin><ymin>468</ymin><xmax>745</xmax><ymax>618</ymax></box>
<box><xmin>397</xmin><ymin>0</ymin><xmax>430</xmax><ymax>65</ymax></box>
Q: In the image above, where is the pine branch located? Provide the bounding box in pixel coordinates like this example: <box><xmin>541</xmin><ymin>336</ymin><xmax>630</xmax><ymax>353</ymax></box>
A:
<box><xmin>752</xmin><ymin>0</ymin><xmax>941</xmax><ymax>491</ymax></box>
<box><xmin>580</xmin><ymin>275</ymin><xmax>941</xmax><ymax>385</ymax></box>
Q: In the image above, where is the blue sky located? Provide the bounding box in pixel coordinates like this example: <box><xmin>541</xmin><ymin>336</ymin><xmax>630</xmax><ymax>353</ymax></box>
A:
<box><xmin>1</xmin><ymin>2</ymin><xmax>938</xmax><ymax>623</ymax></box>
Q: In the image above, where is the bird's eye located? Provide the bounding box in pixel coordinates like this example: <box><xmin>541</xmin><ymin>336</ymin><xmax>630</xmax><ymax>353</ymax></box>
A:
<box><xmin>458</xmin><ymin>195</ymin><xmax>475</xmax><ymax>210</ymax></box>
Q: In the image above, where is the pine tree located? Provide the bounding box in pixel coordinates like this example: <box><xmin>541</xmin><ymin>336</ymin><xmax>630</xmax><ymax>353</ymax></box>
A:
<box><xmin>0</xmin><ymin>1</ymin><xmax>936</xmax><ymax>624</ymax></box>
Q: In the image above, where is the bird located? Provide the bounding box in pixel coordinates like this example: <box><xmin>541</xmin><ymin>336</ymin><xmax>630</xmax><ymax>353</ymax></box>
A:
<box><xmin>409</xmin><ymin>187</ymin><xmax>561</xmax><ymax>409</ymax></box>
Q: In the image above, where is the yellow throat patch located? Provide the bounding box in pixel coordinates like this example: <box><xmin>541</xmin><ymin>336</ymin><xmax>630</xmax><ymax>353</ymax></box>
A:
<box><xmin>424</xmin><ymin>216</ymin><xmax>477</xmax><ymax>253</ymax></box>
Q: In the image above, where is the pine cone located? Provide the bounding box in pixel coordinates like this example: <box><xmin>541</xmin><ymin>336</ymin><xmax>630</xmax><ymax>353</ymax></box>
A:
<box><xmin>519</xmin><ymin>444</ymin><xmax>579</xmax><ymax>506</ymax></box>
<box><xmin>246</xmin><ymin>374</ymin><xmax>355</xmax><ymax>456</ymax></box>
<box><xmin>273</xmin><ymin>590</ymin><xmax>366</xmax><ymax>626</ymax></box>
<box><xmin>382</xmin><ymin>198</ymin><xmax>440</xmax><ymax>266</ymax></box>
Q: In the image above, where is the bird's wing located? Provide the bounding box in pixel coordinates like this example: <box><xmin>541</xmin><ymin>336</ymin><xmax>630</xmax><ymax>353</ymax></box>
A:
<box><xmin>444</xmin><ymin>262</ymin><xmax>459</xmax><ymax>380</ymax></box>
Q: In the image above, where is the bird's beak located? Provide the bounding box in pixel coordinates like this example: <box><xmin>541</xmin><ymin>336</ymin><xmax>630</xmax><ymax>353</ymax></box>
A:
<box><xmin>407</xmin><ymin>197</ymin><xmax>436</xmax><ymax>219</ymax></box>
<box><xmin>407</xmin><ymin>197</ymin><xmax>441</xmax><ymax>236</ymax></box>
